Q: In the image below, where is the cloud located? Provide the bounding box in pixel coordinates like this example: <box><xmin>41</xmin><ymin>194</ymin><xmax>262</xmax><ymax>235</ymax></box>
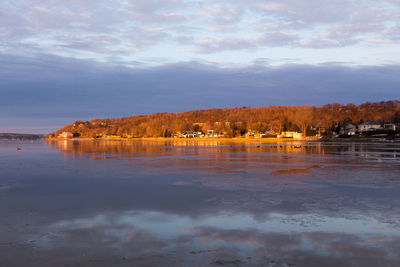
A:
<box><xmin>0</xmin><ymin>53</ymin><xmax>399</xmax><ymax>132</ymax></box>
<box><xmin>0</xmin><ymin>0</ymin><xmax>399</xmax><ymax>58</ymax></box>
<box><xmin>206</xmin><ymin>6</ymin><xmax>244</xmax><ymax>26</ymax></box>
<box><xmin>245</xmin><ymin>0</ymin><xmax>397</xmax><ymax>24</ymax></box>
<box><xmin>383</xmin><ymin>24</ymin><xmax>400</xmax><ymax>40</ymax></box>
<box><xmin>299</xmin><ymin>37</ymin><xmax>361</xmax><ymax>49</ymax></box>
<box><xmin>189</xmin><ymin>32</ymin><xmax>299</xmax><ymax>53</ymax></box>
<box><xmin>123</xmin><ymin>0</ymin><xmax>188</xmax><ymax>24</ymax></box>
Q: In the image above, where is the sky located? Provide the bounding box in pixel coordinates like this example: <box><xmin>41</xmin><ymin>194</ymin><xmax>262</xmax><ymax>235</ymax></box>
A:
<box><xmin>1</xmin><ymin>0</ymin><xmax>400</xmax><ymax>133</ymax></box>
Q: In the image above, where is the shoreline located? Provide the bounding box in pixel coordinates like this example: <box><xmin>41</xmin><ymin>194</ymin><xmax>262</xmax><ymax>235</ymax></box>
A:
<box><xmin>46</xmin><ymin>136</ymin><xmax>400</xmax><ymax>143</ymax></box>
<box><xmin>47</xmin><ymin>137</ymin><xmax>319</xmax><ymax>142</ymax></box>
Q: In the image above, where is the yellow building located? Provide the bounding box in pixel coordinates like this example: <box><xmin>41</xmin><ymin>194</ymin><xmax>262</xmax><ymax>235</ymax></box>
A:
<box><xmin>277</xmin><ymin>131</ymin><xmax>303</xmax><ymax>139</ymax></box>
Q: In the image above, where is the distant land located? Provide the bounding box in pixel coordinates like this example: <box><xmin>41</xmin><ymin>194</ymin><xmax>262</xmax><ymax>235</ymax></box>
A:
<box><xmin>48</xmin><ymin>101</ymin><xmax>400</xmax><ymax>140</ymax></box>
<box><xmin>0</xmin><ymin>133</ymin><xmax>45</xmax><ymax>140</ymax></box>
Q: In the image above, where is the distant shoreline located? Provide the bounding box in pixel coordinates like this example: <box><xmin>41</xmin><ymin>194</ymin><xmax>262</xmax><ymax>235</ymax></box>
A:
<box><xmin>0</xmin><ymin>133</ymin><xmax>45</xmax><ymax>140</ymax></box>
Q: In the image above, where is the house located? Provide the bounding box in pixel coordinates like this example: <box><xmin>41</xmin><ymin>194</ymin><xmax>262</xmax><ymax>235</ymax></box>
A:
<box><xmin>332</xmin><ymin>125</ymin><xmax>341</xmax><ymax>135</ymax></box>
<box><xmin>179</xmin><ymin>131</ymin><xmax>204</xmax><ymax>138</ymax></box>
<box><xmin>188</xmin><ymin>131</ymin><xmax>203</xmax><ymax>138</ymax></box>
<box><xmin>245</xmin><ymin>130</ymin><xmax>256</xmax><ymax>138</ymax></box>
<box><xmin>59</xmin><ymin>132</ymin><xmax>73</xmax><ymax>138</ymax></box>
<box><xmin>174</xmin><ymin>132</ymin><xmax>185</xmax><ymax>138</ymax></box>
<box><xmin>340</xmin><ymin>124</ymin><xmax>358</xmax><ymax>135</ymax></box>
<box><xmin>264</xmin><ymin>129</ymin><xmax>275</xmax><ymax>134</ymax></box>
<box><xmin>384</xmin><ymin>123</ymin><xmax>397</xmax><ymax>131</ymax></box>
<box><xmin>358</xmin><ymin>121</ymin><xmax>381</xmax><ymax>131</ymax></box>
<box><xmin>105</xmin><ymin>135</ymin><xmax>122</xmax><ymax>139</ymax></box>
<box><xmin>186</xmin><ymin>132</ymin><xmax>196</xmax><ymax>138</ymax></box>
<box><xmin>206</xmin><ymin>129</ymin><xmax>221</xmax><ymax>138</ymax></box>
<box><xmin>277</xmin><ymin>131</ymin><xmax>303</xmax><ymax>139</ymax></box>
<box><xmin>316</xmin><ymin>127</ymin><xmax>327</xmax><ymax>136</ymax></box>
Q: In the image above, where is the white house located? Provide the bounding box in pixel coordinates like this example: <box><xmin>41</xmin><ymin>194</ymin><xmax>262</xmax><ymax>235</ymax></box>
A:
<box><xmin>177</xmin><ymin>131</ymin><xmax>204</xmax><ymax>138</ymax></box>
<box><xmin>384</xmin><ymin>123</ymin><xmax>397</xmax><ymax>131</ymax></box>
<box><xmin>340</xmin><ymin>124</ymin><xmax>358</xmax><ymax>135</ymax></box>
<box><xmin>59</xmin><ymin>132</ymin><xmax>73</xmax><ymax>138</ymax></box>
<box><xmin>358</xmin><ymin>121</ymin><xmax>381</xmax><ymax>132</ymax></box>
<box><xmin>206</xmin><ymin>130</ymin><xmax>221</xmax><ymax>138</ymax></box>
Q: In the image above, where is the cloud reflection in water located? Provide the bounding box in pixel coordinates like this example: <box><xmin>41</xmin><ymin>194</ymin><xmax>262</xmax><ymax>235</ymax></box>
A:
<box><xmin>1</xmin><ymin>140</ymin><xmax>400</xmax><ymax>266</ymax></box>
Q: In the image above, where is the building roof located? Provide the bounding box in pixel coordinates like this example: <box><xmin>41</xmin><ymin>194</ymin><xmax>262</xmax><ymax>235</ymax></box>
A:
<box><xmin>359</xmin><ymin>121</ymin><xmax>381</xmax><ymax>125</ymax></box>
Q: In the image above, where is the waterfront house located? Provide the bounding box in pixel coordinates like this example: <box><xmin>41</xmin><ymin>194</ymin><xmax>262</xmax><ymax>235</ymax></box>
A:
<box><xmin>264</xmin><ymin>129</ymin><xmax>275</xmax><ymax>134</ymax></box>
<box><xmin>59</xmin><ymin>132</ymin><xmax>73</xmax><ymax>138</ymax></box>
<box><xmin>179</xmin><ymin>131</ymin><xmax>204</xmax><ymax>138</ymax></box>
<box><xmin>245</xmin><ymin>130</ymin><xmax>256</xmax><ymax>138</ymax></box>
<box><xmin>206</xmin><ymin>129</ymin><xmax>221</xmax><ymax>138</ymax></box>
<box><xmin>277</xmin><ymin>131</ymin><xmax>303</xmax><ymax>139</ymax></box>
<box><xmin>316</xmin><ymin>127</ymin><xmax>327</xmax><ymax>136</ymax></box>
<box><xmin>174</xmin><ymin>132</ymin><xmax>184</xmax><ymax>138</ymax></box>
<box><xmin>358</xmin><ymin>121</ymin><xmax>381</xmax><ymax>132</ymax></box>
<box><xmin>105</xmin><ymin>135</ymin><xmax>122</xmax><ymax>139</ymax></box>
<box><xmin>384</xmin><ymin>123</ymin><xmax>397</xmax><ymax>131</ymax></box>
<box><xmin>340</xmin><ymin>124</ymin><xmax>358</xmax><ymax>135</ymax></box>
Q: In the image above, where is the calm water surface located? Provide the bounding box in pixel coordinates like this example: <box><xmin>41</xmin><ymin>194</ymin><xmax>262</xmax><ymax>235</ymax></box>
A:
<box><xmin>1</xmin><ymin>140</ymin><xmax>400</xmax><ymax>266</ymax></box>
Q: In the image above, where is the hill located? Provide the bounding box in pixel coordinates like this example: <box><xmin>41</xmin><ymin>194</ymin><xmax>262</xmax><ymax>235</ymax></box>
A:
<box><xmin>48</xmin><ymin>101</ymin><xmax>400</xmax><ymax>139</ymax></box>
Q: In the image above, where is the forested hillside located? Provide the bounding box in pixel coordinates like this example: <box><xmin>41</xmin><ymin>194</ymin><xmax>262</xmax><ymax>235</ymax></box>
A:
<box><xmin>48</xmin><ymin>101</ymin><xmax>400</xmax><ymax>138</ymax></box>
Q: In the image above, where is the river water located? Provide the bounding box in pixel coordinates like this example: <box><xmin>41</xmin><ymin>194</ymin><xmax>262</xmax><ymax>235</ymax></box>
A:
<box><xmin>1</xmin><ymin>140</ymin><xmax>400</xmax><ymax>266</ymax></box>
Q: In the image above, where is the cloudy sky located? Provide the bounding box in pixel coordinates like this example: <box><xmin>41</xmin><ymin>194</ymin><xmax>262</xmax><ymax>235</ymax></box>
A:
<box><xmin>1</xmin><ymin>0</ymin><xmax>400</xmax><ymax>133</ymax></box>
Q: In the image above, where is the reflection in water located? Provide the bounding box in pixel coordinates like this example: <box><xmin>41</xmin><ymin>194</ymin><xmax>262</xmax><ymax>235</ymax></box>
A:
<box><xmin>47</xmin><ymin>139</ymin><xmax>400</xmax><ymax>158</ymax></box>
<box><xmin>1</xmin><ymin>140</ymin><xmax>400</xmax><ymax>266</ymax></box>
<box><xmin>18</xmin><ymin>211</ymin><xmax>400</xmax><ymax>266</ymax></box>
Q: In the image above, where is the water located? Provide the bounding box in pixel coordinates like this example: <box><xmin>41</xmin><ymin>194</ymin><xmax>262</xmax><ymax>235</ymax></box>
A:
<box><xmin>1</xmin><ymin>139</ymin><xmax>400</xmax><ymax>266</ymax></box>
